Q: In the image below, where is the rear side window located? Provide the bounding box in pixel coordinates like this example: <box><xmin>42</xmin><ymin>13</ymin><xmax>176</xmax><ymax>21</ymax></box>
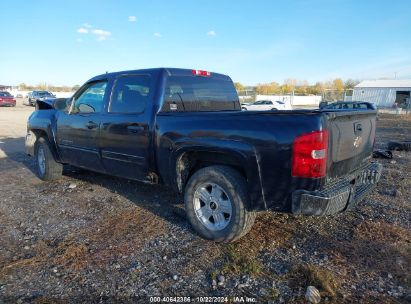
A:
<box><xmin>162</xmin><ymin>76</ymin><xmax>239</xmax><ymax>112</ymax></box>
<box><xmin>110</xmin><ymin>75</ymin><xmax>151</xmax><ymax>113</ymax></box>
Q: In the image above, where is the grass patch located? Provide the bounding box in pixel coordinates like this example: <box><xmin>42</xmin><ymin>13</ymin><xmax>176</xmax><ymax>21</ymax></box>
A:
<box><xmin>292</xmin><ymin>264</ymin><xmax>339</xmax><ymax>298</ymax></box>
<box><xmin>221</xmin><ymin>244</ymin><xmax>263</xmax><ymax>277</ymax></box>
<box><xmin>210</xmin><ymin>269</ymin><xmax>218</xmax><ymax>281</ymax></box>
<box><xmin>269</xmin><ymin>286</ymin><xmax>279</xmax><ymax>299</ymax></box>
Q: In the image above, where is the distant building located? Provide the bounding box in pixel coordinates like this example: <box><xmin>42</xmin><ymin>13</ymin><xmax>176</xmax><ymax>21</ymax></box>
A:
<box><xmin>0</xmin><ymin>85</ymin><xmax>12</xmax><ymax>91</ymax></box>
<box><xmin>352</xmin><ymin>80</ymin><xmax>411</xmax><ymax>108</ymax></box>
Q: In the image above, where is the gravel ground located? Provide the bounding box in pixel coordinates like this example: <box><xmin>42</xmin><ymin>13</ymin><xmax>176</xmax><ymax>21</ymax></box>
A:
<box><xmin>0</xmin><ymin>110</ymin><xmax>410</xmax><ymax>303</ymax></box>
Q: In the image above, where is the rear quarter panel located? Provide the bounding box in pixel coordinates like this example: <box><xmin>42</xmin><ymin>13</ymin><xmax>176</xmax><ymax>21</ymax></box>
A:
<box><xmin>155</xmin><ymin>111</ymin><xmax>324</xmax><ymax>211</ymax></box>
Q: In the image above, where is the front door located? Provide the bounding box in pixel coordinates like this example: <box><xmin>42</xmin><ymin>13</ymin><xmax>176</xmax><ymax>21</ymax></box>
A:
<box><xmin>56</xmin><ymin>80</ymin><xmax>108</xmax><ymax>171</ymax></box>
<box><xmin>99</xmin><ymin>74</ymin><xmax>153</xmax><ymax>181</ymax></box>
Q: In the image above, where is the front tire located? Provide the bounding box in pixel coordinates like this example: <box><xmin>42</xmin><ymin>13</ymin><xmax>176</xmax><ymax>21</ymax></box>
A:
<box><xmin>184</xmin><ymin>165</ymin><xmax>256</xmax><ymax>242</ymax></box>
<box><xmin>34</xmin><ymin>137</ymin><xmax>63</xmax><ymax>181</ymax></box>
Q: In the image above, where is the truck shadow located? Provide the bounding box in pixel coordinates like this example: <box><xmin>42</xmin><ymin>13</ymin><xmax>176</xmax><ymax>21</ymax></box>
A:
<box><xmin>64</xmin><ymin>169</ymin><xmax>193</xmax><ymax>234</ymax></box>
<box><xmin>0</xmin><ymin>137</ymin><xmax>37</xmax><ymax>174</ymax></box>
<box><xmin>0</xmin><ymin>137</ymin><xmax>193</xmax><ymax>235</ymax></box>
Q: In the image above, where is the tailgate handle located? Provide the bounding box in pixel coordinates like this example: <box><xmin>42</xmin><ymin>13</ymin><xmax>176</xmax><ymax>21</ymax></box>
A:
<box><xmin>354</xmin><ymin>123</ymin><xmax>362</xmax><ymax>133</ymax></box>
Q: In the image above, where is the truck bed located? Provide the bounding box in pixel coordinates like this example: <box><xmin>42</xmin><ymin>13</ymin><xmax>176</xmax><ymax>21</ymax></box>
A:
<box><xmin>155</xmin><ymin>108</ymin><xmax>378</xmax><ymax>211</ymax></box>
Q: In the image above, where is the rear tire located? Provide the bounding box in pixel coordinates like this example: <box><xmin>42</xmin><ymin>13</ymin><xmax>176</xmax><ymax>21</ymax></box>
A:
<box><xmin>34</xmin><ymin>137</ymin><xmax>63</xmax><ymax>181</ymax></box>
<box><xmin>184</xmin><ymin>165</ymin><xmax>256</xmax><ymax>242</ymax></box>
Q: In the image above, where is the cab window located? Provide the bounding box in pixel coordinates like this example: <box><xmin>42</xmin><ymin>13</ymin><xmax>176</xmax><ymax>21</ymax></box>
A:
<box><xmin>72</xmin><ymin>81</ymin><xmax>107</xmax><ymax>114</ymax></box>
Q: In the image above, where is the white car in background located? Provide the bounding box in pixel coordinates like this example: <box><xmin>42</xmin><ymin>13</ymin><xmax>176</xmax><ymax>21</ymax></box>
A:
<box><xmin>241</xmin><ymin>100</ymin><xmax>292</xmax><ymax>111</ymax></box>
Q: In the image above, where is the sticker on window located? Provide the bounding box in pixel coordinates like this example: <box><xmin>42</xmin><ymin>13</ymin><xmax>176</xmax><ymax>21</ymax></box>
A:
<box><xmin>170</xmin><ymin>103</ymin><xmax>177</xmax><ymax>111</ymax></box>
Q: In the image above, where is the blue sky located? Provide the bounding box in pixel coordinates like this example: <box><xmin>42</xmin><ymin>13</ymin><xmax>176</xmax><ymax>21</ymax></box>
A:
<box><xmin>1</xmin><ymin>0</ymin><xmax>411</xmax><ymax>86</ymax></box>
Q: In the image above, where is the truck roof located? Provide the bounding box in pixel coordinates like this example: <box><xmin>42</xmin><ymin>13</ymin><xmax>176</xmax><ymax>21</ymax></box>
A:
<box><xmin>88</xmin><ymin>68</ymin><xmax>232</xmax><ymax>82</ymax></box>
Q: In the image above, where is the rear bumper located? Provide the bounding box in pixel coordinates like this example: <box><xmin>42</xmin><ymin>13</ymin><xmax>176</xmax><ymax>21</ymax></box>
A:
<box><xmin>292</xmin><ymin>162</ymin><xmax>382</xmax><ymax>215</ymax></box>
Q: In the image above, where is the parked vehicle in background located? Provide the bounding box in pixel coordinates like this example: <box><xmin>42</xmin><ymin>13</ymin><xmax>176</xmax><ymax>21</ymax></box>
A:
<box><xmin>0</xmin><ymin>91</ymin><xmax>16</xmax><ymax>107</ymax></box>
<box><xmin>319</xmin><ymin>101</ymin><xmax>376</xmax><ymax>110</ymax></box>
<box><xmin>26</xmin><ymin>68</ymin><xmax>382</xmax><ymax>242</ymax></box>
<box><xmin>242</xmin><ymin>99</ymin><xmax>292</xmax><ymax>111</ymax></box>
<box><xmin>24</xmin><ymin>91</ymin><xmax>56</xmax><ymax>106</ymax></box>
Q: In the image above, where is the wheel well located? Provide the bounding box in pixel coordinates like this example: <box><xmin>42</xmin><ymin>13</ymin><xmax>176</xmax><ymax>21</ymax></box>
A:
<box><xmin>30</xmin><ymin>129</ymin><xmax>60</xmax><ymax>161</ymax></box>
<box><xmin>31</xmin><ymin>129</ymin><xmax>48</xmax><ymax>140</ymax></box>
<box><xmin>176</xmin><ymin>151</ymin><xmax>247</xmax><ymax>192</ymax></box>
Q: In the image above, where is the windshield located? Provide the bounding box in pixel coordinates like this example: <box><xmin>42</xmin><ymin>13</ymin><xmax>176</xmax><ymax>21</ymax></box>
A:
<box><xmin>0</xmin><ymin>92</ymin><xmax>12</xmax><ymax>97</ymax></box>
<box><xmin>37</xmin><ymin>91</ymin><xmax>53</xmax><ymax>96</ymax></box>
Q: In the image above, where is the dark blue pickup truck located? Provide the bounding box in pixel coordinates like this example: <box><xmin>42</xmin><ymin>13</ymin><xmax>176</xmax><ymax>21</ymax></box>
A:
<box><xmin>25</xmin><ymin>68</ymin><xmax>382</xmax><ymax>242</ymax></box>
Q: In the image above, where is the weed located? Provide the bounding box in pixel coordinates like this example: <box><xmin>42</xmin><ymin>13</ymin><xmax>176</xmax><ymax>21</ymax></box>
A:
<box><xmin>221</xmin><ymin>244</ymin><xmax>263</xmax><ymax>276</ymax></box>
<box><xmin>210</xmin><ymin>269</ymin><xmax>218</xmax><ymax>281</ymax></box>
<box><xmin>295</xmin><ymin>264</ymin><xmax>339</xmax><ymax>298</ymax></box>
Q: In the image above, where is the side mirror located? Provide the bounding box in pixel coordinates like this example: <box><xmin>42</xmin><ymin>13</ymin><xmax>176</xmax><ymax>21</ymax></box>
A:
<box><xmin>53</xmin><ymin>98</ymin><xmax>70</xmax><ymax>111</ymax></box>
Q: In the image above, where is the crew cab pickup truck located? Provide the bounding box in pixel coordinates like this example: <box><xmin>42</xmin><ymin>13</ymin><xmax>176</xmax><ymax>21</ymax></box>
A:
<box><xmin>26</xmin><ymin>68</ymin><xmax>382</xmax><ymax>242</ymax></box>
<box><xmin>24</xmin><ymin>91</ymin><xmax>56</xmax><ymax>106</ymax></box>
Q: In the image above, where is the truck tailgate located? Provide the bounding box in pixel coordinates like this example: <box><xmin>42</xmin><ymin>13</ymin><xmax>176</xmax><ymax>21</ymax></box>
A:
<box><xmin>326</xmin><ymin>110</ymin><xmax>377</xmax><ymax>179</ymax></box>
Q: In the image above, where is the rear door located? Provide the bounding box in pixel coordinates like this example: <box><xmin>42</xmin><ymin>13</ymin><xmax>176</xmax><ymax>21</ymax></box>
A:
<box><xmin>56</xmin><ymin>80</ymin><xmax>108</xmax><ymax>171</ymax></box>
<box><xmin>326</xmin><ymin>110</ymin><xmax>377</xmax><ymax>178</ymax></box>
<box><xmin>99</xmin><ymin>74</ymin><xmax>153</xmax><ymax>181</ymax></box>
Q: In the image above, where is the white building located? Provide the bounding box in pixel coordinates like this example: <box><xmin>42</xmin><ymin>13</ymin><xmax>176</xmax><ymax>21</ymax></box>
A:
<box><xmin>255</xmin><ymin>95</ymin><xmax>322</xmax><ymax>107</ymax></box>
<box><xmin>352</xmin><ymin>80</ymin><xmax>411</xmax><ymax>108</ymax></box>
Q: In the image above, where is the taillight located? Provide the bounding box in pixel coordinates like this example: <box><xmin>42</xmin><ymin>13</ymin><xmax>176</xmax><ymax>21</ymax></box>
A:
<box><xmin>192</xmin><ymin>69</ymin><xmax>211</xmax><ymax>76</ymax></box>
<box><xmin>292</xmin><ymin>130</ymin><xmax>329</xmax><ymax>178</ymax></box>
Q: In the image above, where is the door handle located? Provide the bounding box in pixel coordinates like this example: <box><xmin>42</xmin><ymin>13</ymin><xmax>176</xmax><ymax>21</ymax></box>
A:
<box><xmin>127</xmin><ymin>125</ymin><xmax>145</xmax><ymax>133</ymax></box>
<box><xmin>86</xmin><ymin>121</ymin><xmax>98</xmax><ymax>129</ymax></box>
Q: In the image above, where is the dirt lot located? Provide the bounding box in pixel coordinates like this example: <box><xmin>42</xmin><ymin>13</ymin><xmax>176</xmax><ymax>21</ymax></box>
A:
<box><xmin>0</xmin><ymin>104</ymin><xmax>410</xmax><ymax>303</ymax></box>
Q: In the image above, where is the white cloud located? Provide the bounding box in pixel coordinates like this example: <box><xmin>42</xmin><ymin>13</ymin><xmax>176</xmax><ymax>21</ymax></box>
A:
<box><xmin>92</xmin><ymin>29</ymin><xmax>111</xmax><ymax>36</ymax></box>
<box><xmin>76</xmin><ymin>25</ymin><xmax>111</xmax><ymax>42</ymax></box>
<box><xmin>77</xmin><ymin>28</ymin><xmax>89</xmax><ymax>34</ymax></box>
<box><xmin>153</xmin><ymin>32</ymin><xmax>162</xmax><ymax>38</ymax></box>
<box><xmin>128</xmin><ymin>16</ymin><xmax>137</xmax><ymax>22</ymax></box>
<box><xmin>91</xmin><ymin>29</ymin><xmax>111</xmax><ymax>41</ymax></box>
<box><xmin>207</xmin><ymin>30</ymin><xmax>216</xmax><ymax>36</ymax></box>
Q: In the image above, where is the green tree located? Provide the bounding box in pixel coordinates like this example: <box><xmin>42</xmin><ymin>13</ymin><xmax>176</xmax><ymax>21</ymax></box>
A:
<box><xmin>309</xmin><ymin>82</ymin><xmax>324</xmax><ymax>95</ymax></box>
<box><xmin>18</xmin><ymin>83</ymin><xmax>28</xmax><ymax>90</ymax></box>
<box><xmin>280</xmin><ymin>84</ymin><xmax>293</xmax><ymax>94</ymax></box>
<box><xmin>234</xmin><ymin>82</ymin><xmax>245</xmax><ymax>92</ymax></box>
<box><xmin>332</xmin><ymin>78</ymin><xmax>345</xmax><ymax>92</ymax></box>
<box><xmin>37</xmin><ymin>83</ymin><xmax>48</xmax><ymax>90</ymax></box>
<box><xmin>72</xmin><ymin>85</ymin><xmax>81</xmax><ymax>91</ymax></box>
<box><xmin>256</xmin><ymin>82</ymin><xmax>280</xmax><ymax>95</ymax></box>
<box><xmin>344</xmin><ymin>79</ymin><xmax>359</xmax><ymax>90</ymax></box>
